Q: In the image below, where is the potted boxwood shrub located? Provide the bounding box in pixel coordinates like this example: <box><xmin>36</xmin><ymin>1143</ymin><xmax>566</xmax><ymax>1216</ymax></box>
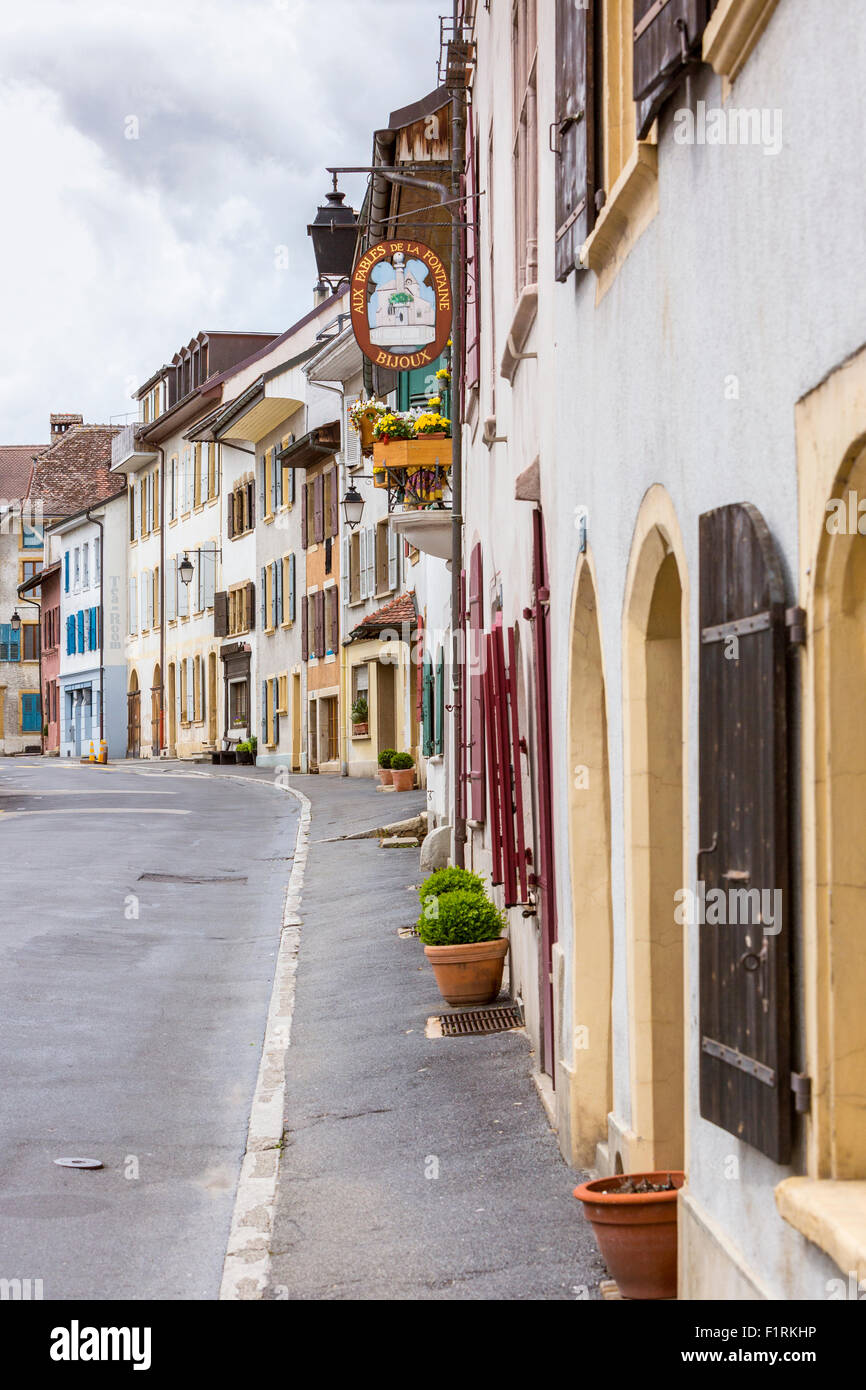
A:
<box><xmin>572</xmin><ymin>1171</ymin><xmax>685</xmax><ymax>1300</ymax></box>
<box><xmin>418</xmin><ymin>888</ymin><xmax>508</xmax><ymax>1007</ymax></box>
<box><xmin>378</xmin><ymin>747</ymin><xmax>396</xmax><ymax>785</ymax></box>
<box><xmin>390</xmin><ymin>750</ymin><xmax>415</xmax><ymax>791</ymax></box>
<box><xmin>235</xmin><ymin>740</ymin><xmax>253</xmax><ymax>765</ymax></box>
<box><xmin>351</xmin><ymin>695</ymin><xmax>369</xmax><ymax>737</ymax></box>
<box><xmin>419</xmin><ymin>866</ymin><xmax>486</xmax><ymax>905</ymax></box>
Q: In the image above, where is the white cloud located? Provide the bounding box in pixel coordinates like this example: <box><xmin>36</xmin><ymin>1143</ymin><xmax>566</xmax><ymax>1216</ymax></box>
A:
<box><xmin>0</xmin><ymin>0</ymin><xmax>443</xmax><ymax>441</ymax></box>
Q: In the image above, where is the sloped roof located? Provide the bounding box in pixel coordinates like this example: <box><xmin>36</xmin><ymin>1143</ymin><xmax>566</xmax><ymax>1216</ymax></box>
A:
<box><xmin>0</xmin><ymin>445</ymin><xmax>44</xmax><ymax>499</ymax></box>
<box><xmin>348</xmin><ymin>589</ymin><xmax>417</xmax><ymax>641</ymax></box>
<box><xmin>27</xmin><ymin>424</ymin><xmax>124</xmax><ymax>517</ymax></box>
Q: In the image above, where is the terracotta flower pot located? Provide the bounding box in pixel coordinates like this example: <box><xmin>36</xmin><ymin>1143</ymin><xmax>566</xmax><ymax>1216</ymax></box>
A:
<box><xmin>352</xmin><ymin>722</ymin><xmax>368</xmax><ymax>737</ymax></box>
<box><xmin>391</xmin><ymin>766</ymin><xmax>415</xmax><ymax>791</ymax></box>
<box><xmin>424</xmin><ymin>937</ymin><xmax>508</xmax><ymax>1007</ymax></box>
<box><xmin>572</xmin><ymin>1172</ymin><xmax>684</xmax><ymax>1300</ymax></box>
<box><xmin>378</xmin><ymin>768</ymin><xmax>393</xmax><ymax>785</ymax></box>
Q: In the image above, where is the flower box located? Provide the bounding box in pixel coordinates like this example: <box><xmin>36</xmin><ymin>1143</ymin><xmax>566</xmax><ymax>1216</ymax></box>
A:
<box><xmin>372</xmin><ymin>436</ymin><xmax>452</xmax><ymax>487</ymax></box>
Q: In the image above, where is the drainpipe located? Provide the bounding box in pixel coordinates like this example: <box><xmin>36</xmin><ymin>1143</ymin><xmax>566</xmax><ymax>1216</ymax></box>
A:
<box><xmin>449</xmin><ymin>0</ymin><xmax>467</xmax><ymax>867</ymax></box>
<box><xmin>84</xmin><ymin>505</ymin><xmax>105</xmax><ymax>745</ymax></box>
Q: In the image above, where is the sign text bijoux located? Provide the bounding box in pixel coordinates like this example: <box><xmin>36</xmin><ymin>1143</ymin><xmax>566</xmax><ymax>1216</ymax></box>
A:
<box><xmin>350</xmin><ymin>239</ymin><xmax>452</xmax><ymax>370</ymax></box>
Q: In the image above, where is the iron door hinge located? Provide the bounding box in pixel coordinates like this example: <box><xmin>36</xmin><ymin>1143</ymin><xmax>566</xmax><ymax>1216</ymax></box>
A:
<box><xmin>786</xmin><ymin>606</ymin><xmax>807</xmax><ymax>646</ymax></box>
<box><xmin>791</xmin><ymin>1072</ymin><xmax>812</xmax><ymax>1113</ymax></box>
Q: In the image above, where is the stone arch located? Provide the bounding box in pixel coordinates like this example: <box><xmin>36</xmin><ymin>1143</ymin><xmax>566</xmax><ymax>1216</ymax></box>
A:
<box><xmin>564</xmin><ymin>554</ymin><xmax>614</xmax><ymax>1166</ymax></box>
<box><xmin>622</xmin><ymin>485</ymin><xmax>689</xmax><ymax>1172</ymax></box>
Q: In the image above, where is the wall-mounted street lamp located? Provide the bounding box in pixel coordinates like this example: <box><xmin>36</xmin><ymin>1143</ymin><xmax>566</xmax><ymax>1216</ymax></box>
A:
<box><xmin>307</xmin><ymin>175</ymin><xmax>359</xmax><ymax>288</ymax></box>
<box><xmin>10</xmin><ymin>609</ymin><xmax>21</xmax><ymax>633</ymax></box>
<box><xmin>178</xmin><ymin>547</ymin><xmax>222</xmax><ymax>587</ymax></box>
<box><xmin>341</xmin><ymin>484</ymin><xmax>365</xmax><ymax>531</ymax></box>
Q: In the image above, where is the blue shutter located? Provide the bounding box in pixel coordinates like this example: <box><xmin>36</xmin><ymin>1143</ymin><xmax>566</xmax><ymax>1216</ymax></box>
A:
<box><xmin>21</xmin><ymin>692</ymin><xmax>41</xmax><ymax>732</ymax></box>
<box><xmin>261</xmin><ymin>680</ymin><xmax>268</xmax><ymax>743</ymax></box>
<box><xmin>289</xmin><ymin>553</ymin><xmax>296</xmax><ymax>622</ymax></box>
<box><xmin>261</xmin><ymin>567</ymin><xmax>267</xmax><ymax>629</ymax></box>
<box><xmin>271</xmin><ymin>560</ymin><xmax>278</xmax><ymax>628</ymax></box>
<box><xmin>66</xmin><ymin>616</ymin><xmax>74</xmax><ymax>655</ymax></box>
<box><xmin>77</xmin><ymin>610</ymin><xmax>85</xmax><ymax>654</ymax></box>
<box><xmin>271</xmin><ymin>677</ymin><xmax>279</xmax><ymax>745</ymax></box>
<box><xmin>89</xmin><ymin>608</ymin><xmax>97</xmax><ymax>650</ymax></box>
<box><xmin>64</xmin><ymin>551</ymin><xmax>70</xmax><ymax>591</ymax></box>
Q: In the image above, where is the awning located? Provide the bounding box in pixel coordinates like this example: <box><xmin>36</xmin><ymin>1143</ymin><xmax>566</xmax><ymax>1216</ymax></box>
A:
<box><xmin>279</xmin><ymin>422</ymin><xmax>341</xmax><ymax>469</ymax></box>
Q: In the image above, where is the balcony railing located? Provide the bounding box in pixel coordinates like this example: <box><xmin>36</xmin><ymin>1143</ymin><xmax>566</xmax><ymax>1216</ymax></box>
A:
<box><xmin>111</xmin><ymin>422</ymin><xmax>158</xmax><ymax>470</ymax></box>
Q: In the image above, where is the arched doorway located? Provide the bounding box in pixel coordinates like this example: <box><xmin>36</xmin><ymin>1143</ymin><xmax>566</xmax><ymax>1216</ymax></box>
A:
<box><xmin>151</xmin><ymin>663</ymin><xmax>161</xmax><ymax>757</ymax></box>
<box><xmin>565</xmin><ymin>558</ymin><xmax>614</xmax><ymax>1166</ymax></box>
<box><xmin>127</xmin><ymin>670</ymin><xmax>140</xmax><ymax>759</ymax></box>
<box><xmin>813</xmin><ymin>441</ymin><xmax>866</xmax><ymax>1177</ymax></box>
<box><xmin>623</xmin><ymin>493</ymin><xmax>688</xmax><ymax>1171</ymax></box>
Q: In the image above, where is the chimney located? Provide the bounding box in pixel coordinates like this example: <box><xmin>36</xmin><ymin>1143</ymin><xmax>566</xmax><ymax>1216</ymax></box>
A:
<box><xmin>313</xmin><ymin>280</ymin><xmax>330</xmax><ymax>308</ymax></box>
<box><xmin>50</xmin><ymin>413</ymin><xmax>83</xmax><ymax>440</ymax></box>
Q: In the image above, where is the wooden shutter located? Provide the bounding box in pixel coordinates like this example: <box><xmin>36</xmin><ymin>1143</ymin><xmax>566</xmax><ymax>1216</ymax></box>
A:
<box><xmin>289</xmin><ymin>553</ymin><xmax>296</xmax><ymax>622</ymax></box>
<box><xmin>227</xmin><ymin>493</ymin><xmax>235</xmax><ymax>538</ymax></box>
<box><xmin>248</xmin><ymin>480</ymin><xmax>255</xmax><ymax>528</ymax></box>
<box><xmin>434</xmin><ymin>646</ymin><xmax>445</xmax><ymax>756</ymax></box>
<box><xmin>422</xmin><ymin>655</ymin><xmax>434</xmax><ymax>757</ymax></box>
<box><xmin>315</xmin><ymin>590</ymin><xmax>325</xmax><ymax>658</ymax></box>
<box><xmin>554</xmin><ymin>0</ymin><xmax>597</xmax><ymax>281</ymax></box>
<box><xmin>261</xmin><ymin>679</ymin><xmax>268</xmax><ymax>743</ymax></box>
<box><xmin>365</xmin><ymin>526</ymin><xmax>375</xmax><ymax>598</ymax></box>
<box><xmin>213</xmin><ymin>591</ymin><xmax>228</xmax><ymax>637</ymax></box>
<box><xmin>634</xmin><ymin>0</ymin><xmax>717</xmax><ymax>139</ymax></box>
<box><xmin>482</xmin><ymin>633</ymin><xmax>502</xmax><ymax>883</ymax></box>
<box><xmin>328</xmin><ymin>586</ymin><xmax>338</xmax><ymax>651</ymax></box>
<box><xmin>329</xmin><ymin>467</ymin><xmax>338</xmax><ymax>536</ymax></box>
<box><xmin>301</xmin><ymin>483</ymin><xmax>308</xmax><ymax>549</ymax></box>
<box><xmin>388</xmin><ymin>523</ymin><xmax>399</xmax><ymax>592</ymax></box>
<box><xmin>246</xmin><ymin>580</ymin><xmax>255</xmax><ymax>631</ymax></box>
<box><xmin>261</xmin><ymin>567</ymin><xmax>267</xmax><ymax>629</ymax></box>
<box><xmin>301</xmin><ymin>595</ymin><xmax>308</xmax><ymax>660</ymax></box>
<box><xmin>467</xmin><ymin>542</ymin><xmax>485</xmax><ymax>821</ymax></box>
<box><xmin>314</xmin><ymin>474</ymin><xmax>324</xmax><ymax>544</ymax></box>
<box><xmin>698</xmin><ymin>502</ymin><xmax>792</xmax><ymax>1163</ymax></box>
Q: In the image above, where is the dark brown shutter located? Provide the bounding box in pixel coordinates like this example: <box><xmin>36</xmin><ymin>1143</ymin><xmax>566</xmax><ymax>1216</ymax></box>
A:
<box><xmin>698</xmin><ymin>502</ymin><xmax>792</xmax><ymax>1164</ymax></box>
<box><xmin>329</xmin><ymin>468</ymin><xmax>338</xmax><ymax>537</ymax></box>
<box><xmin>227</xmin><ymin>494</ymin><xmax>235</xmax><ymax>539</ymax></box>
<box><xmin>634</xmin><ymin>0</ymin><xmax>717</xmax><ymax>139</ymax></box>
<box><xmin>314</xmin><ymin>474</ymin><xmax>325</xmax><ymax>545</ymax></box>
<box><xmin>301</xmin><ymin>483</ymin><xmax>308</xmax><ymax>550</ymax></box>
<box><xmin>301</xmin><ymin>595</ymin><xmax>308</xmax><ymax>660</ymax></box>
<box><xmin>554</xmin><ymin>0</ymin><xmax>598</xmax><ymax>281</ymax></box>
<box><xmin>248</xmin><ymin>480</ymin><xmax>255</xmax><ymax>528</ymax></box>
<box><xmin>246</xmin><ymin>581</ymin><xmax>255</xmax><ymax>631</ymax></box>
<box><xmin>328</xmin><ymin>586</ymin><xmax>339</xmax><ymax>649</ymax></box>
<box><xmin>213</xmin><ymin>591</ymin><xmax>228</xmax><ymax>637</ymax></box>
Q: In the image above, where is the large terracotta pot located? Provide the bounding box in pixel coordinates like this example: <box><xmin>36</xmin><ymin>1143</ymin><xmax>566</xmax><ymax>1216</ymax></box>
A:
<box><xmin>391</xmin><ymin>766</ymin><xmax>415</xmax><ymax>791</ymax></box>
<box><xmin>572</xmin><ymin>1172</ymin><xmax>684</xmax><ymax>1300</ymax></box>
<box><xmin>424</xmin><ymin>937</ymin><xmax>508</xmax><ymax>1007</ymax></box>
<box><xmin>378</xmin><ymin>767</ymin><xmax>393</xmax><ymax>785</ymax></box>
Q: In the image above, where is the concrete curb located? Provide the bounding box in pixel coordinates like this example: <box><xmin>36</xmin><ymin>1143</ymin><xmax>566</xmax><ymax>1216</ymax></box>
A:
<box><xmin>217</xmin><ymin>774</ymin><xmax>311</xmax><ymax>1301</ymax></box>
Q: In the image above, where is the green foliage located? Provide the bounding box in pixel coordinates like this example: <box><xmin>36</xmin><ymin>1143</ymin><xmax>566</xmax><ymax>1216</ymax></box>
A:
<box><xmin>378</xmin><ymin>747</ymin><xmax>397</xmax><ymax>768</ymax></box>
<box><xmin>390</xmin><ymin>751</ymin><xmax>414</xmax><ymax>770</ymax></box>
<box><xmin>417</xmin><ymin>889</ymin><xmax>505</xmax><ymax>946</ymax></box>
<box><xmin>351</xmin><ymin>695</ymin><xmax>368</xmax><ymax>723</ymax></box>
<box><xmin>418</xmin><ymin>866</ymin><xmax>485</xmax><ymax>905</ymax></box>
<box><xmin>236</xmin><ymin>740</ymin><xmax>250</xmax><ymax>753</ymax></box>
<box><xmin>249</xmin><ymin>735</ymin><xmax>257</xmax><ymax>754</ymax></box>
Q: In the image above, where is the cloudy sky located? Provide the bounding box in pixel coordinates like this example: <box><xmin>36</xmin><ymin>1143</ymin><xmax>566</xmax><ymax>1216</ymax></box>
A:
<box><xmin>0</xmin><ymin>0</ymin><xmax>443</xmax><ymax>443</ymax></box>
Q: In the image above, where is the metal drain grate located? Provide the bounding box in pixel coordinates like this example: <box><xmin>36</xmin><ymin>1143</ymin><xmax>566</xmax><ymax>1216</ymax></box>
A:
<box><xmin>438</xmin><ymin>1003</ymin><xmax>524</xmax><ymax>1037</ymax></box>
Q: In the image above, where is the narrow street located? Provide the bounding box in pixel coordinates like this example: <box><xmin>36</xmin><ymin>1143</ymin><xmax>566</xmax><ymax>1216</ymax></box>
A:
<box><xmin>0</xmin><ymin>759</ymin><xmax>297</xmax><ymax>1300</ymax></box>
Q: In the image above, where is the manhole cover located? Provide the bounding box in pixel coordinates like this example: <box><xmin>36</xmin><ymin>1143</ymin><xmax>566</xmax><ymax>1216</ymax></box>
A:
<box><xmin>437</xmin><ymin>1003</ymin><xmax>524</xmax><ymax>1037</ymax></box>
<box><xmin>138</xmin><ymin>873</ymin><xmax>247</xmax><ymax>885</ymax></box>
<box><xmin>54</xmin><ymin>1158</ymin><xmax>103</xmax><ymax>1169</ymax></box>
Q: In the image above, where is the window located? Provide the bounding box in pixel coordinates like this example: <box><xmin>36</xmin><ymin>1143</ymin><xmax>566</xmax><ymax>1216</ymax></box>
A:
<box><xmin>375</xmin><ymin>520</ymin><xmax>390</xmax><ymax>595</ymax></box>
<box><xmin>228</xmin><ymin>584</ymin><xmax>254</xmax><ymax>636</ymax></box>
<box><xmin>229</xmin><ymin>678</ymin><xmax>248</xmax><ymax>730</ymax></box>
<box><xmin>278</xmin><ymin>673</ymin><xmax>288</xmax><ymax>715</ymax></box>
<box><xmin>325</xmin><ymin>586</ymin><xmax>339</xmax><ymax>655</ymax></box>
<box><xmin>82</xmin><ymin>542</ymin><xmax>89</xmax><ymax>590</ymax></box>
<box><xmin>21</xmin><ymin>520</ymin><xmax>42</xmax><ymax>549</ymax></box>
<box><xmin>513</xmin><ymin>0</ymin><xmax>538</xmax><ymax>294</ymax></box>
<box><xmin>282</xmin><ymin>553</ymin><xmax>296</xmax><ymax>623</ymax></box>
<box><xmin>0</xmin><ymin>623</ymin><xmax>20</xmax><ymax>661</ymax></box>
<box><xmin>153</xmin><ymin>468</ymin><xmax>160</xmax><ymax>530</ymax></box>
<box><xmin>169</xmin><ymin>456</ymin><xmax>178</xmax><ymax>520</ymax></box>
<box><xmin>129</xmin><ymin>485</ymin><xmax>137</xmax><ymax>541</ymax></box>
<box><xmin>73</xmin><ymin>548</ymin><xmax>81</xmax><ymax>590</ymax></box>
<box><xmin>153</xmin><ymin>568</ymin><xmax>160</xmax><ymax>628</ymax></box>
<box><xmin>20</xmin><ymin>560</ymin><xmax>41</xmax><ymax>597</ymax></box>
<box><xmin>194</xmin><ymin>444</ymin><xmax>203</xmax><ymax>508</ymax></box>
<box><xmin>94</xmin><ymin>537</ymin><xmax>100</xmax><ymax>583</ymax></box>
<box><xmin>21</xmin><ymin>623</ymin><xmax>39</xmax><ymax>662</ymax></box>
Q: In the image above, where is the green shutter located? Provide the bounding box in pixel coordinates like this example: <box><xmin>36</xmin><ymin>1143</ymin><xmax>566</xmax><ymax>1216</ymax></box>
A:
<box><xmin>434</xmin><ymin>647</ymin><xmax>445</xmax><ymax>756</ymax></box>
<box><xmin>422</xmin><ymin>654</ymin><xmax>434</xmax><ymax>757</ymax></box>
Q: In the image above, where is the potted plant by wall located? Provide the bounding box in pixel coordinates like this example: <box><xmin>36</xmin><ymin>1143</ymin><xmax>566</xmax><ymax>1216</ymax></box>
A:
<box><xmin>249</xmin><ymin>735</ymin><xmax>257</xmax><ymax>763</ymax></box>
<box><xmin>418</xmin><ymin>886</ymin><xmax>508</xmax><ymax>1007</ymax></box>
<box><xmin>235</xmin><ymin>740</ymin><xmax>253</xmax><ymax>765</ymax></box>
<box><xmin>378</xmin><ymin>748</ymin><xmax>396</xmax><ymax>785</ymax></box>
<box><xmin>572</xmin><ymin>1171</ymin><xmax>685</xmax><ymax>1300</ymax></box>
<box><xmin>348</xmin><ymin>397</ymin><xmax>387</xmax><ymax>455</ymax></box>
<box><xmin>390</xmin><ymin>751</ymin><xmax>415</xmax><ymax>790</ymax></box>
<box><xmin>351</xmin><ymin>695</ymin><xmax>369</xmax><ymax>737</ymax></box>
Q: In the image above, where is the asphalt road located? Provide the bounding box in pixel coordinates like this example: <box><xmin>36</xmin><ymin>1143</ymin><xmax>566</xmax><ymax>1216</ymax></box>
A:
<box><xmin>0</xmin><ymin>758</ymin><xmax>298</xmax><ymax>1300</ymax></box>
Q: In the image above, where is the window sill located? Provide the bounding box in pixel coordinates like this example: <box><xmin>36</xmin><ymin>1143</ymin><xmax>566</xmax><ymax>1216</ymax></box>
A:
<box><xmin>280</xmin><ymin>620</ymin><xmax>294</xmax><ymax>630</ymax></box>
<box><xmin>499</xmin><ymin>283</ymin><xmax>538</xmax><ymax>385</ymax></box>
<box><xmin>703</xmin><ymin>0</ymin><xmax>781</xmax><ymax>81</ymax></box>
<box><xmin>580</xmin><ymin>140</ymin><xmax>659</xmax><ymax>299</ymax></box>
<box><xmin>775</xmin><ymin>1178</ymin><xmax>866</xmax><ymax>1283</ymax></box>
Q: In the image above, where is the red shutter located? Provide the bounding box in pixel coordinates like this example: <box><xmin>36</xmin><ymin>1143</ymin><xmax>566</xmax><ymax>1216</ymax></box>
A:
<box><xmin>329</xmin><ymin>467</ymin><xmax>338</xmax><ymax>537</ymax></box>
<box><xmin>491</xmin><ymin>622</ymin><xmax>518</xmax><ymax>903</ymax></box>
<box><xmin>507</xmin><ymin>624</ymin><xmax>529</xmax><ymax>904</ymax></box>
<box><xmin>463</xmin><ymin>101</ymin><xmax>480</xmax><ymax>391</ymax></box>
<box><xmin>301</xmin><ymin>483</ymin><xmax>308</xmax><ymax>549</ymax></box>
<box><xmin>467</xmin><ymin>543</ymin><xmax>485</xmax><ymax>822</ymax></box>
<box><xmin>482</xmin><ymin>633</ymin><xmax>502</xmax><ymax>884</ymax></box>
<box><xmin>301</xmin><ymin>595</ymin><xmax>308</xmax><ymax>660</ymax></box>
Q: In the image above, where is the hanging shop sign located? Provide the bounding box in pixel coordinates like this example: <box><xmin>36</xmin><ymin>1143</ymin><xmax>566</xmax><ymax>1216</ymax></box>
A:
<box><xmin>350</xmin><ymin>240</ymin><xmax>452</xmax><ymax>371</ymax></box>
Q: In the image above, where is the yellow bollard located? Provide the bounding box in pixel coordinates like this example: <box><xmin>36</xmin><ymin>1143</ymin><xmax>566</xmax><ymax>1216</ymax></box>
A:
<box><xmin>98</xmin><ymin>739</ymin><xmax>108</xmax><ymax>764</ymax></box>
<box><xmin>88</xmin><ymin>741</ymin><xmax>95</xmax><ymax>762</ymax></box>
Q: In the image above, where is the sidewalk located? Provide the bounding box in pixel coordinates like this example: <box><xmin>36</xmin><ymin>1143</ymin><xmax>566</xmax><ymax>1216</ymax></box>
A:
<box><xmin>267</xmin><ymin>773</ymin><xmax>605</xmax><ymax>1300</ymax></box>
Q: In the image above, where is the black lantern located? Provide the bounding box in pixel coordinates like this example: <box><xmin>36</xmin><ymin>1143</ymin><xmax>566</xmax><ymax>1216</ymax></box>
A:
<box><xmin>307</xmin><ymin>176</ymin><xmax>359</xmax><ymax>282</ymax></box>
<box><xmin>178</xmin><ymin>554</ymin><xmax>194</xmax><ymax>587</ymax></box>
<box><xmin>341</xmin><ymin>484</ymin><xmax>365</xmax><ymax>531</ymax></box>
<box><xmin>10</xmin><ymin>609</ymin><xmax>21</xmax><ymax>632</ymax></box>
